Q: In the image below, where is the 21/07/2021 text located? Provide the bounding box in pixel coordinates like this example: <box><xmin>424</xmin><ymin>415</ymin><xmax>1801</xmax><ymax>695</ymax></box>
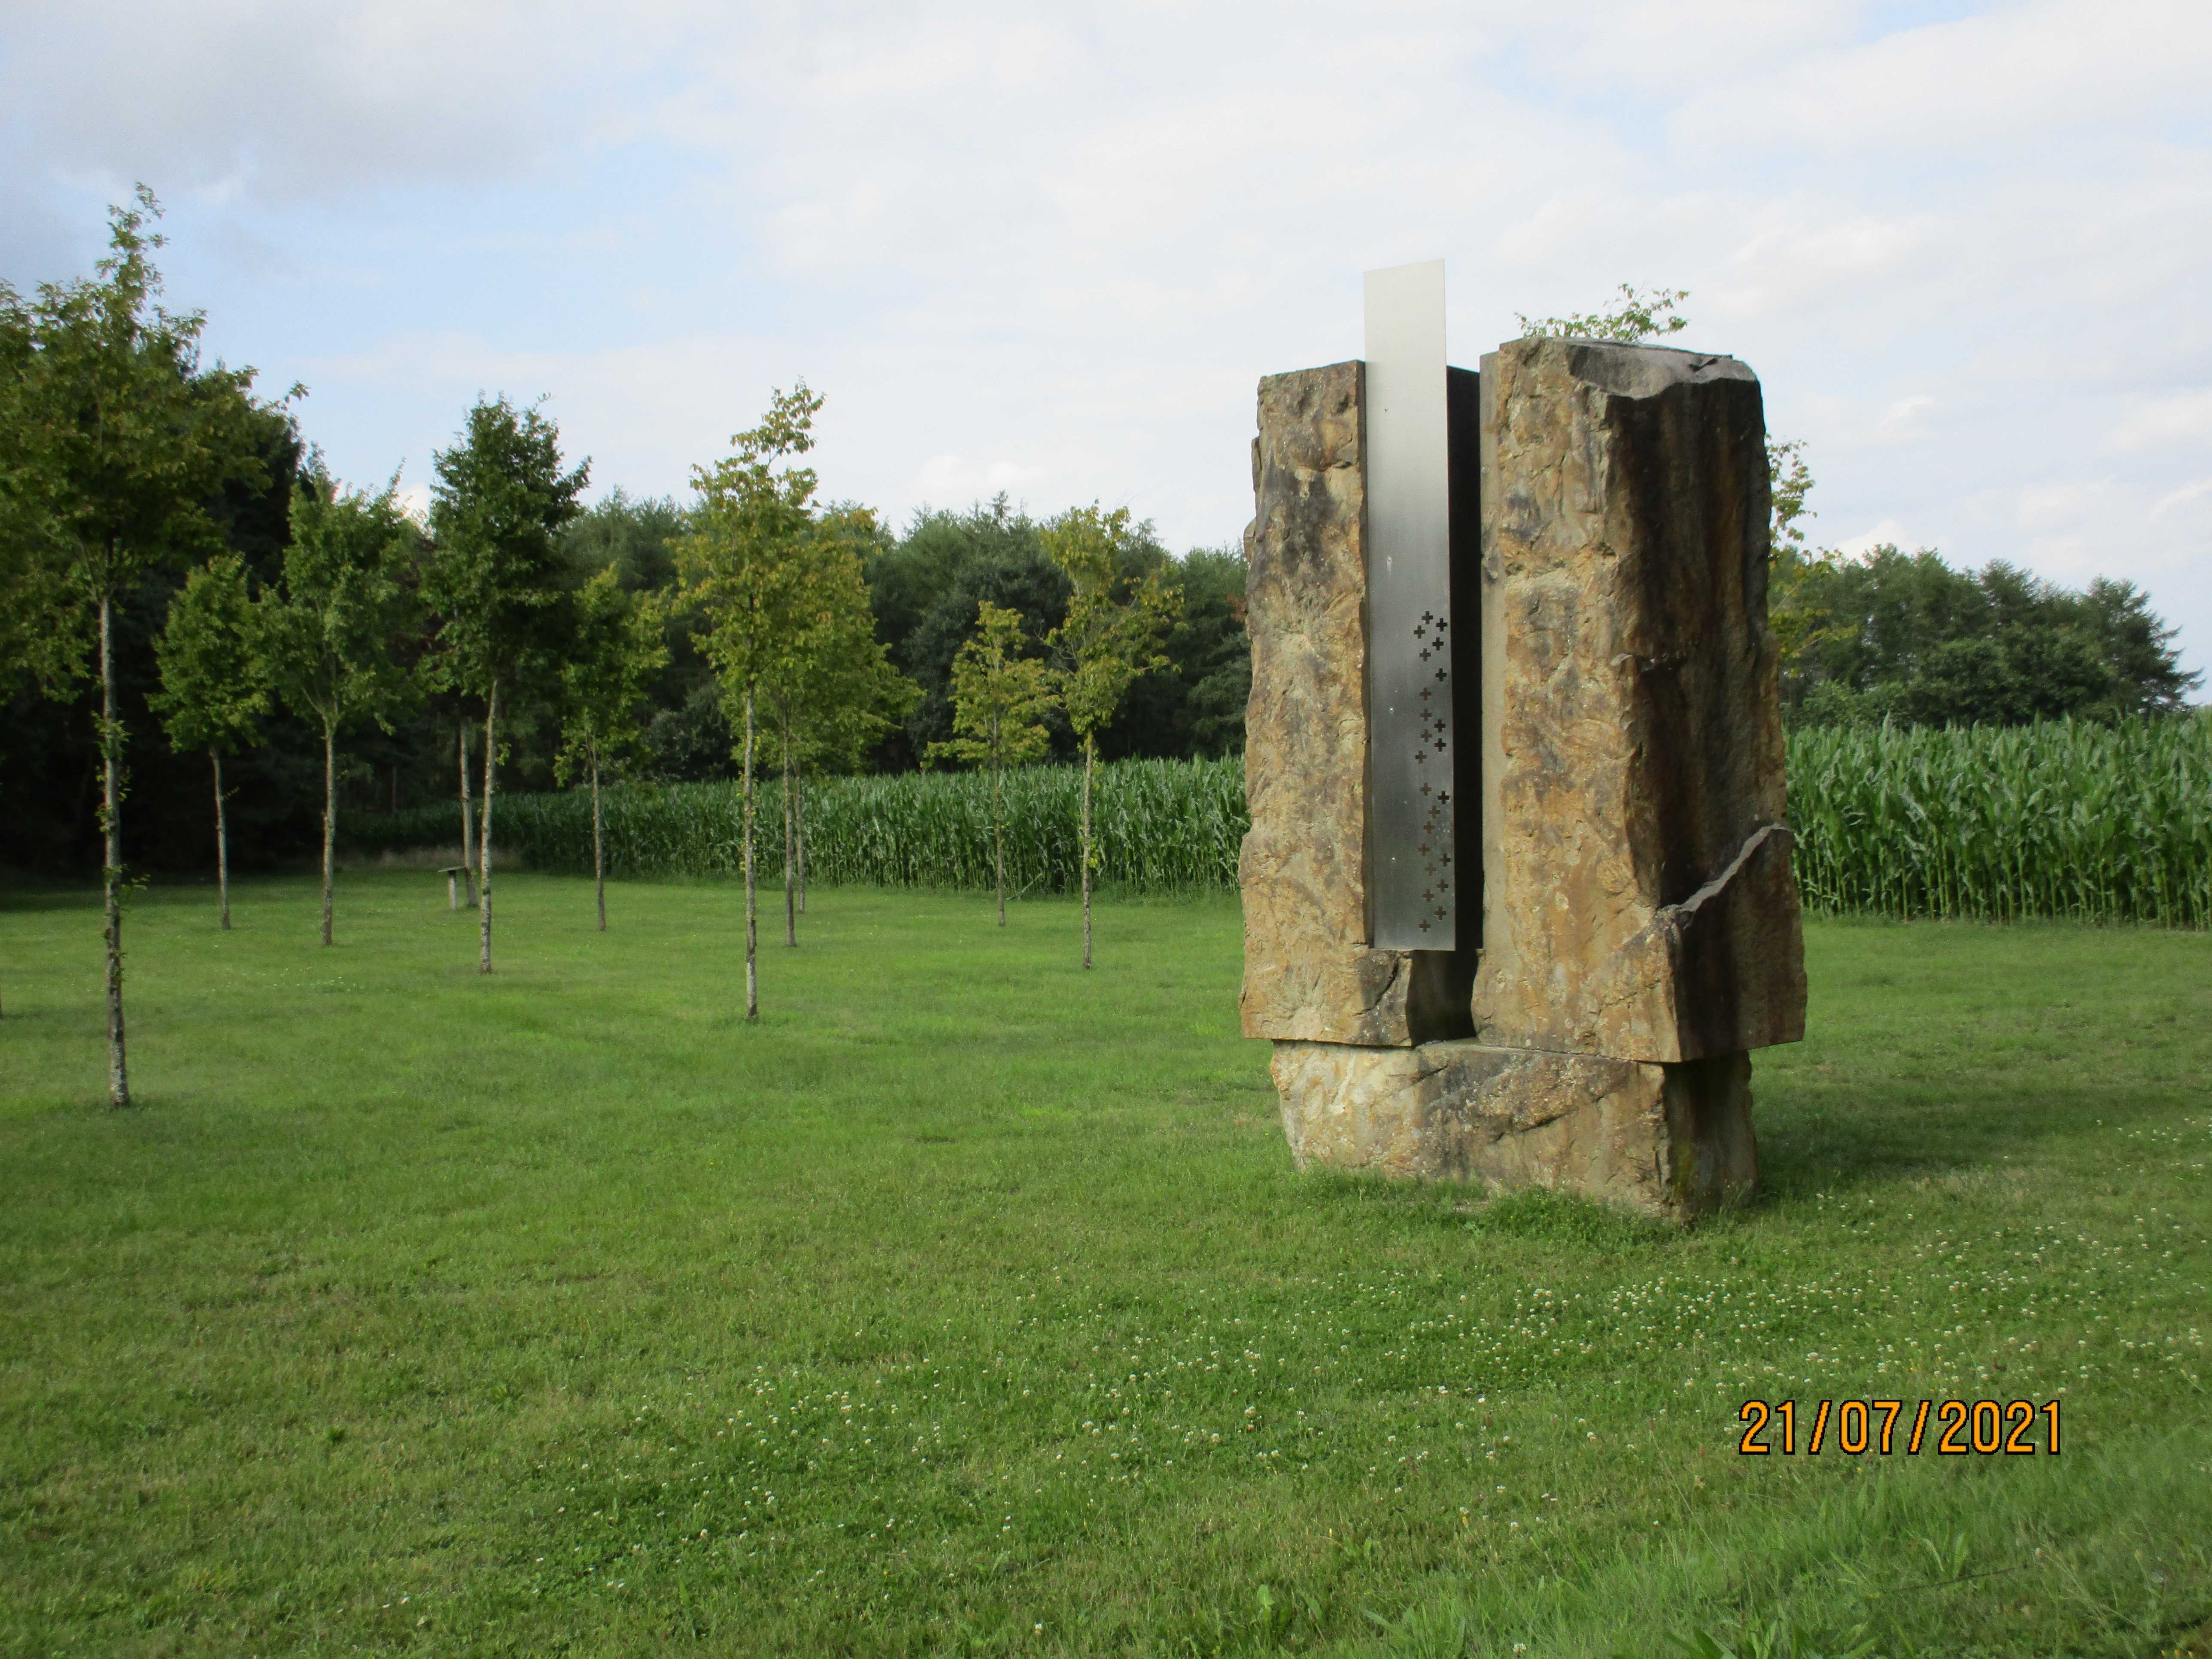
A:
<box><xmin>1738</xmin><ymin>1398</ymin><xmax>2061</xmax><ymax>1457</ymax></box>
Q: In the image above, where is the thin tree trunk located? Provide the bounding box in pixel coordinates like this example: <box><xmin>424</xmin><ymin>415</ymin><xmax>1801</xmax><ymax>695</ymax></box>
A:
<box><xmin>1081</xmin><ymin>733</ymin><xmax>1094</xmax><ymax>970</ymax></box>
<box><xmin>993</xmin><ymin>745</ymin><xmax>1006</xmax><ymax>928</ymax></box>
<box><xmin>794</xmin><ymin>756</ymin><xmax>807</xmax><ymax>915</ymax></box>
<box><xmin>479</xmin><ymin>687</ymin><xmax>497</xmax><ymax>975</ymax></box>
<box><xmin>592</xmin><ymin>750</ymin><xmax>606</xmax><ymax>933</ymax></box>
<box><xmin>458</xmin><ymin>717</ymin><xmax>474</xmax><ymax>886</ymax></box>
<box><xmin>320</xmin><ymin>721</ymin><xmax>336</xmax><ymax>947</ymax></box>
<box><xmin>743</xmin><ymin>687</ymin><xmax>758</xmax><ymax>1021</ymax></box>
<box><xmin>99</xmin><ymin>595</ymin><xmax>130</xmax><ymax>1107</ymax></box>
<box><xmin>213</xmin><ymin>747</ymin><xmax>231</xmax><ymax>931</ymax></box>
<box><xmin>782</xmin><ymin>718</ymin><xmax>796</xmax><ymax>948</ymax></box>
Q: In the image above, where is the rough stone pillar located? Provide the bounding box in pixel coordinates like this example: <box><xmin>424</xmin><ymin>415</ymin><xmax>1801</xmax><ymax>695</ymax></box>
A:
<box><xmin>1240</xmin><ymin>337</ymin><xmax>1805</xmax><ymax>1221</ymax></box>
<box><xmin>1474</xmin><ymin>339</ymin><xmax>1806</xmax><ymax>1063</ymax></box>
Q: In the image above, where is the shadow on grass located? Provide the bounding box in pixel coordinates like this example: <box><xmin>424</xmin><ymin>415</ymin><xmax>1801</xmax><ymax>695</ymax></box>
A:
<box><xmin>1755</xmin><ymin>1078</ymin><xmax>2186</xmax><ymax>1200</ymax></box>
<box><xmin>1295</xmin><ymin>1168</ymin><xmax>1685</xmax><ymax>1252</ymax></box>
<box><xmin>1283</xmin><ymin>1066</ymin><xmax>2191</xmax><ymax>1243</ymax></box>
<box><xmin>0</xmin><ymin>880</ymin><xmax>104</xmax><ymax>914</ymax></box>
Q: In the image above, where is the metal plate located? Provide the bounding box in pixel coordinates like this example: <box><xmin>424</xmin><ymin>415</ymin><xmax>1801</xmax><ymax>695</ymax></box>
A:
<box><xmin>1364</xmin><ymin>261</ymin><xmax>1456</xmax><ymax>950</ymax></box>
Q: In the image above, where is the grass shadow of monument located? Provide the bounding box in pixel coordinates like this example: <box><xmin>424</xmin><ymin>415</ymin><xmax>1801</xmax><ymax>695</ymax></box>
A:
<box><xmin>1753</xmin><ymin>1074</ymin><xmax>2189</xmax><ymax>1201</ymax></box>
<box><xmin>1294</xmin><ymin>1165</ymin><xmax>1686</xmax><ymax>1253</ymax></box>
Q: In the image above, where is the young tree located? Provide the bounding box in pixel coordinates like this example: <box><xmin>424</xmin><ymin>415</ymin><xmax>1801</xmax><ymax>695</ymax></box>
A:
<box><xmin>1042</xmin><ymin>505</ymin><xmax>1179</xmax><ymax>968</ymax></box>
<box><xmin>423</xmin><ymin>397</ymin><xmax>588</xmax><ymax>973</ymax></box>
<box><xmin>759</xmin><ymin>504</ymin><xmax>916</xmax><ymax>942</ymax></box>
<box><xmin>9</xmin><ymin>187</ymin><xmax>266</xmax><ymax>1105</ymax></box>
<box><xmin>557</xmin><ymin>566</ymin><xmax>668</xmax><ymax>931</ymax></box>
<box><xmin>679</xmin><ymin>384</ymin><xmax>821</xmax><ymax>1019</ymax></box>
<box><xmin>927</xmin><ymin>601</ymin><xmax>1054</xmax><ymax>927</ymax></box>
<box><xmin>151</xmin><ymin>555</ymin><xmax>267</xmax><ymax>929</ymax></box>
<box><xmin>259</xmin><ymin>471</ymin><xmax>415</xmax><ymax>945</ymax></box>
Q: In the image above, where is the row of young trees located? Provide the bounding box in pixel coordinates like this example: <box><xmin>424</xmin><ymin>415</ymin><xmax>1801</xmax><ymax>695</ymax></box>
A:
<box><xmin>0</xmin><ymin>190</ymin><xmax>640</xmax><ymax>1101</ymax></box>
<box><xmin>927</xmin><ymin>506</ymin><xmax>1178</xmax><ymax>960</ymax></box>
<box><xmin>2</xmin><ymin>191</ymin><xmax>1188</xmax><ymax>1099</ymax></box>
<box><xmin>147</xmin><ymin>402</ymin><xmax>604</xmax><ymax>970</ymax></box>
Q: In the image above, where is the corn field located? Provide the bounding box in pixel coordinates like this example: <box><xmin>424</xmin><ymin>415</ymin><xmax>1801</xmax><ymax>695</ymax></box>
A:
<box><xmin>346</xmin><ymin>757</ymin><xmax>1249</xmax><ymax>896</ymax></box>
<box><xmin>1785</xmin><ymin>717</ymin><xmax>2211</xmax><ymax>925</ymax></box>
<box><xmin>344</xmin><ymin>719</ymin><xmax>2211</xmax><ymax>924</ymax></box>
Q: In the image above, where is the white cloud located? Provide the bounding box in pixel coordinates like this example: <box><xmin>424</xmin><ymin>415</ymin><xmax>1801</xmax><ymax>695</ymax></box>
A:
<box><xmin>2107</xmin><ymin>391</ymin><xmax>2212</xmax><ymax>453</ymax></box>
<box><xmin>1875</xmin><ymin>394</ymin><xmax>1937</xmax><ymax>441</ymax></box>
<box><xmin>1682</xmin><ymin>0</ymin><xmax>2212</xmax><ymax>155</ymax></box>
<box><xmin>1835</xmin><ymin>519</ymin><xmax>1914</xmax><ymax>558</ymax></box>
<box><xmin>912</xmin><ymin>453</ymin><xmax>1041</xmax><ymax>504</ymax></box>
<box><xmin>2151</xmin><ymin>478</ymin><xmax>2212</xmax><ymax>517</ymax></box>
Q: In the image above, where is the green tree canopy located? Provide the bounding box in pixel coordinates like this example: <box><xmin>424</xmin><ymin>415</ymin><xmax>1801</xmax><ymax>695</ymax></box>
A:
<box><xmin>1045</xmin><ymin>504</ymin><xmax>1179</xmax><ymax>748</ymax></box>
<box><xmin>261</xmin><ymin>468</ymin><xmax>419</xmax><ymax>944</ymax></box>
<box><xmin>763</xmin><ymin>505</ymin><xmax>918</xmax><ymax>779</ymax></box>
<box><xmin>424</xmin><ymin>396</ymin><xmax>589</xmax><ymax>702</ymax></box>
<box><xmin>558</xmin><ymin>566</ymin><xmax>670</xmax><ymax>788</ymax></box>
<box><xmin>152</xmin><ymin>554</ymin><xmax>266</xmax><ymax>757</ymax></box>
<box><xmin>557</xmin><ymin>486</ymin><xmax>690</xmax><ymax>592</ymax></box>
<box><xmin>929</xmin><ymin>599</ymin><xmax>1056</xmax><ymax>775</ymax></box>
<box><xmin>680</xmin><ymin>384</ymin><xmax>823</xmax><ymax>708</ymax></box>
<box><xmin>152</xmin><ymin>553</ymin><xmax>268</xmax><ymax>929</ymax></box>
<box><xmin>928</xmin><ymin>598</ymin><xmax>1055</xmax><ymax>926</ymax></box>
<box><xmin>0</xmin><ymin>287</ymin><xmax>83</xmax><ymax>702</ymax></box>
<box><xmin>558</xmin><ymin>564</ymin><xmax>670</xmax><ymax>930</ymax></box>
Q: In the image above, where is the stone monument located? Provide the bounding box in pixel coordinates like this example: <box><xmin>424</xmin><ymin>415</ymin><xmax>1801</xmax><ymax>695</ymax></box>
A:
<box><xmin>1239</xmin><ymin>261</ymin><xmax>1806</xmax><ymax>1218</ymax></box>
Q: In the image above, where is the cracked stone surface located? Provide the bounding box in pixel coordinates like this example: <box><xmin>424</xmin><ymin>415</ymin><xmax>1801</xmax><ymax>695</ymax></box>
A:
<box><xmin>1273</xmin><ymin>1039</ymin><xmax>1758</xmax><ymax>1219</ymax></box>
<box><xmin>1238</xmin><ymin>361</ymin><xmax>1424</xmax><ymax>1046</ymax></box>
<box><xmin>1471</xmin><ymin>337</ymin><xmax>1807</xmax><ymax>1063</ymax></box>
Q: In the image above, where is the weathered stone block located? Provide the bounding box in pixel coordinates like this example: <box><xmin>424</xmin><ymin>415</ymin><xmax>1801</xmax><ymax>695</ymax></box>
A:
<box><xmin>1273</xmin><ymin>1038</ymin><xmax>1757</xmax><ymax>1218</ymax></box>
<box><xmin>1473</xmin><ymin>338</ymin><xmax>1807</xmax><ymax>1063</ymax></box>
<box><xmin>1238</xmin><ymin>362</ymin><xmax>1415</xmax><ymax>1045</ymax></box>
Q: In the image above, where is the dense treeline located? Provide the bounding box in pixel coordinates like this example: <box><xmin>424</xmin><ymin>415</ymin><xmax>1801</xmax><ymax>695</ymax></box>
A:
<box><xmin>344</xmin><ymin>716</ymin><xmax>2212</xmax><ymax>926</ymax></box>
<box><xmin>1772</xmin><ymin>545</ymin><xmax>2198</xmax><ymax>728</ymax></box>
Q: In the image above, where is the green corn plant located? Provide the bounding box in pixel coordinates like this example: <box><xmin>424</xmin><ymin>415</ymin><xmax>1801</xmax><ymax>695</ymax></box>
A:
<box><xmin>345</xmin><ymin>716</ymin><xmax>2210</xmax><ymax>927</ymax></box>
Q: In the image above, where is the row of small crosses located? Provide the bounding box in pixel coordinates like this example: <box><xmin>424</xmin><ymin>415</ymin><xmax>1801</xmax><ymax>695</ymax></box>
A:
<box><xmin>1415</xmin><ymin>611</ymin><xmax>1451</xmax><ymax>928</ymax></box>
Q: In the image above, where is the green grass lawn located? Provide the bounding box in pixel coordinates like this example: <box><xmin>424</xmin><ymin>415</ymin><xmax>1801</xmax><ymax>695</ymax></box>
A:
<box><xmin>2</xmin><ymin>872</ymin><xmax>2207</xmax><ymax>1658</ymax></box>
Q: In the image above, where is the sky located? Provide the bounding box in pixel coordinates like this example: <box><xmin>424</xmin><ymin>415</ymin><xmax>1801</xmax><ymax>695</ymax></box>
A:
<box><xmin>3</xmin><ymin>0</ymin><xmax>2207</xmax><ymax>686</ymax></box>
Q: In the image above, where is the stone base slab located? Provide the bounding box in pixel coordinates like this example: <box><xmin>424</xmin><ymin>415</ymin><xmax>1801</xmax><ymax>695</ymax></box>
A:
<box><xmin>1271</xmin><ymin>1039</ymin><xmax>1757</xmax><ymax>1219</ymax></box>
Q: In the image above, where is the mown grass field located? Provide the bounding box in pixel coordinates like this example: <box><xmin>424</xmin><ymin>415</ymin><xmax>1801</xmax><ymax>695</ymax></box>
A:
<box><xmin>2</xmin><ymin>873</ymin><xmax>2208</xmax><ymax>1657</ymax></box>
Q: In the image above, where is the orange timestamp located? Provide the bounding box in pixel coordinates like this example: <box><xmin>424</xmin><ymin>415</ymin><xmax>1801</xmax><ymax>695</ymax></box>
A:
<box><xmin>1737</xmin><ymin>1398</ymin><xmax>2061</xmax><ymax>1457</ymax></box>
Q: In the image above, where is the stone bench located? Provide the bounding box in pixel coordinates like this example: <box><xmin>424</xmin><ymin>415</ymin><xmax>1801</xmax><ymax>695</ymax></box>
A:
<box><xmin>440</xmin><ymin>866</ymin><xmax>478</xmax><ymax>910</ymax></box>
